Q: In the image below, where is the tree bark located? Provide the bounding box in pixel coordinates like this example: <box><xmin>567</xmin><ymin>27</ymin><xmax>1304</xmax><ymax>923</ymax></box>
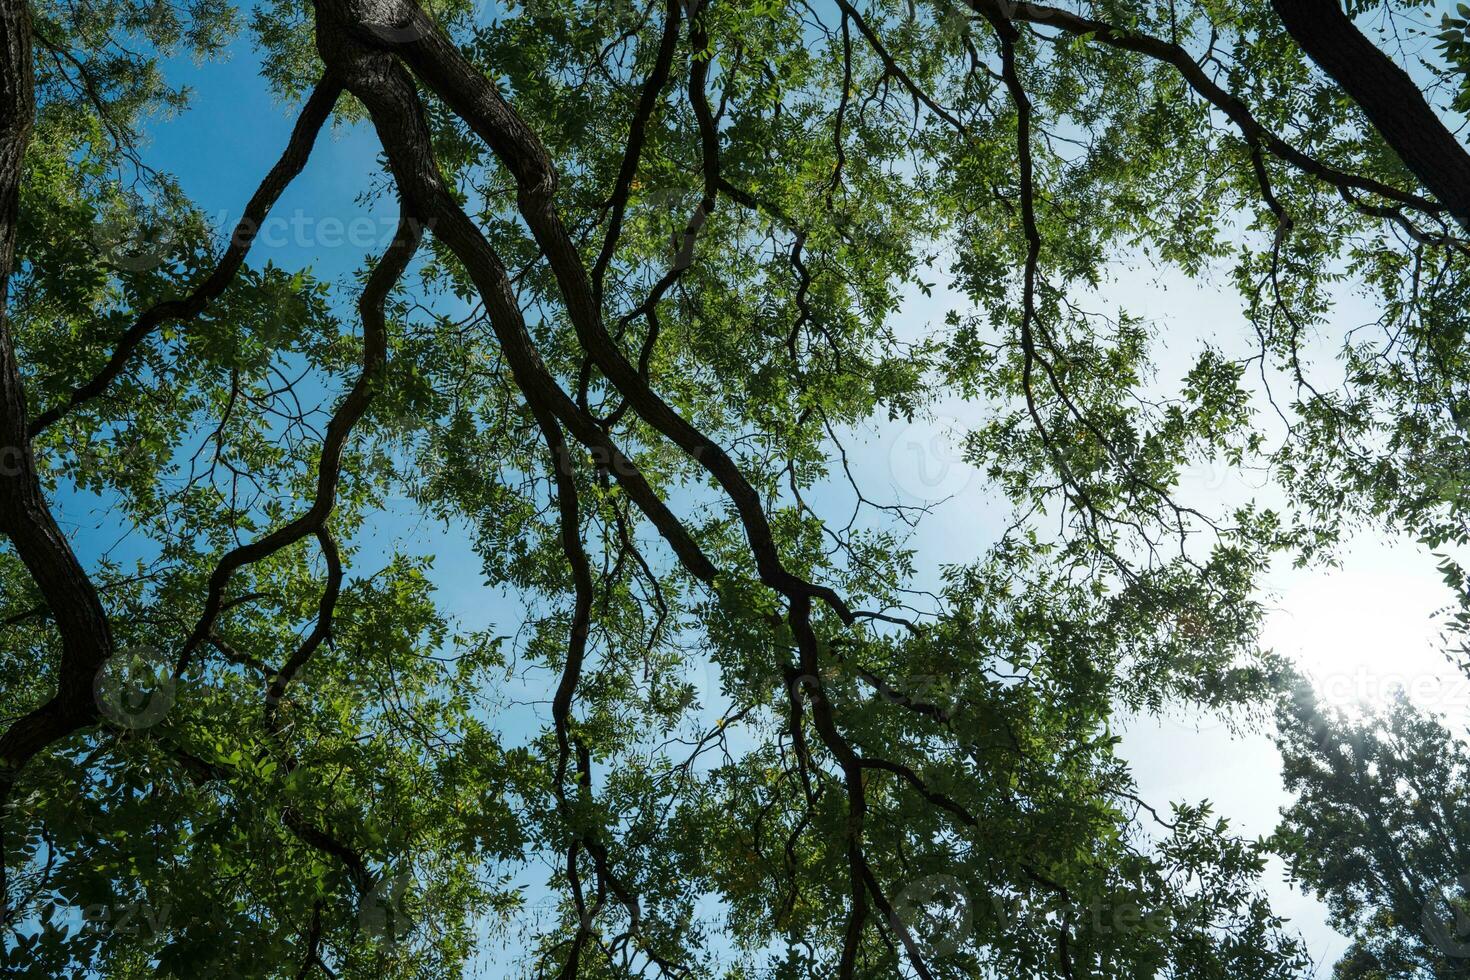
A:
<box><xmin>0</xmin><ymin>0</ymin><xmax>118</xmax><ymax>924</ymax></box>
<box><xmin>0</xmin><ymin>0</ymin><xmax>114</xmax><ymax>780</ymax></box>
<box><xmin>1271</xmin><ymin>0</ymin><xmax>1470</xmax><ymax>228</ymax></box>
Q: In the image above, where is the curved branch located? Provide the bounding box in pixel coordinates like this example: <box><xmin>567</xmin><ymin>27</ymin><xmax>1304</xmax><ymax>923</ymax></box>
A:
<box><xmin>29</xmin><ymin>78</ymin><xmax>343</xmax><ymax>435</ymax></box>
<box><xmin>960</xmin><ymin>0</ymin><xmax>1447</xmax><ymax>219</ymax></box>
<box><xmin>313</xmin><ymin>17</ymin><xmax>718</xmax><ymax>589</ymax></box>
<box><xmin>0</xmin><ymin>3</ymin><xmax>114</xmax><ymax>916</ymax></box>
<box><xmin>264</xmin><ymin>527</ymin><xmax>342</xmax><ymax>730</ymax></box>
<box><xmin>176</xmin><ymin>208</ymin><xmax>423</xmax><ymax>674</ymax></box>
<box><xmin>591</xmin><ymin>0</ymin><xmax>683</xmax><ymax>302</ymax></box>
<box><xmin>1270</xmin><ymin>0</ymin><xmax>1470</xmax><ymax>228</ymax></box>
<box><xmin>369</xmin><ymin>0</ymin><xmax>854</xmax><ymax>621</ymax></box>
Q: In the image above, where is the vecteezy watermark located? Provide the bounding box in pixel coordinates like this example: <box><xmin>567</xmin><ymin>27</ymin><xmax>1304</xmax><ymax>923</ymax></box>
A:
<box><xmin>0</xmin><ymin>436</ymin><xmax>151</xmax><ymax>480</ymax></box>
<box><xmin>95</xmin><ymin>208</ymin><xmax>433</xmax><ymax>269</ymax></box>
<box><xmin>92</xmin><ymin>212</ymin><xmax>178</xmax><ymax>273</ymax></box>
<box><xmin>354</xmin><ymin>0</ymin><xmax>676</xmax><ymax>48</ymax></box>
<box><xmin>887</xmin><ymin>413</ymin><xmax>977</xmax><ymax>503</ymax></box>
<box><xmin>233</xmin><ymin>211</ymin><xmax>430</xmax><ymax>251</ymax></box>
<box><xmin>989</xmin><ymin>890</ymin><xmax>1173</xmax><ymax>938</ymax></box>
<box><xmin>890</xmin><ymin>874</ymin><xmax>973</xmax><ymax>959</ymax></box>
<box><xmin>360</xmin><ymin>869</ymin><xmax>415</xmax><ymax>947</ymax></box>
<box><xmin>923</xmin><ymin>0</ymin><xmax>1061</xmax><ymax>40</ymax></box>
<box><xmin>81</xmin><ymin>899</ymin><xmax>172</xmax><ymax>939</ymax></box>
<box><xmin>884</xmin><ymin>877</ymin><xmax>1177</xmax><ymax>961</ymax></box>
<box><xmin>1424</xmin><ymin>875</ymin><xmax>1470</xmax><ymax>958</ymax></box>
<box><xmin>1313</xmin><ymin>665</ymin><xmax>1470</xmax><ymax>714</ymax></box>
<box><xmin>93</xmin><ymin>645</ymin><xmax>177</xmax><ymax>730</ymax></box>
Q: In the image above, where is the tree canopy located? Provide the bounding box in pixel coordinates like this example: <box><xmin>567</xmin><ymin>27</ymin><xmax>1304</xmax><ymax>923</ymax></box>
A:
<box><xmin>1276</xmin><ymin>683</ymin><xmax>1470</xmax><ymax>979</ymax></box>
<box><xmin>2</xmin><ymin>0</ymin><xmax>1470</xmax><ymax>975</ymax></box>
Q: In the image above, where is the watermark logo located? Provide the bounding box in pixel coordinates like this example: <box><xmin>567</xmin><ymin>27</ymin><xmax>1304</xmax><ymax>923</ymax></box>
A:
<box><xmin>890</xmin><ymin>874</ymin><xmax>972</xmax><ymax>959</ymax></box>
<box><xmin>360</xmin><ymin>869</ymin><xmax>415</xmax><ymax>947</ymax></box>
<box><xmin>888</xmin><ymin>414</ymin><xmax>976</xmax><ymax>503</ymax></box>
<box><xmin>1424</xmin><ymin>874</ymin><xmax>1470</xmax><ymax>958</ymax></box>
<box><xmin>94</xmin><ymin>645</ymin><xmax>177</xmax><ymax>729</ymax></box>
<box><xmin>81</xmin><ymin>900</ymin><xmax>172</xmax><ymax>938</ymax></box>
<box><xmin>92</xmin><ymin>213</ymin><xmax>176</xmax><ymax>273</ymax></box>
<box><xmin>357</xmin><ymin>0</ymin><xmax>654</xmax><ymax>47</ymax></box>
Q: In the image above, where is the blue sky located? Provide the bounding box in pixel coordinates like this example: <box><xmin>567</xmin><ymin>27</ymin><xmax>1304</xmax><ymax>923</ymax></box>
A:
<box><xmin>56</xmin><ymin>23</ymin><xmax>1470</xmax><ymax>976</ymax></box>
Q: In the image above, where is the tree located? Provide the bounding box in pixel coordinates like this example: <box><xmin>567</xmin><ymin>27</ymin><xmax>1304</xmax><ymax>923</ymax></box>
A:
<box><xmin>1275</xmin><ymin>683</ymin><xmax>1470</xmax><ymax>979</ymax></box>
<box><xmin>0</xmin><ymin>0</ymin><xmax>1467</xmax><ymax>975</ymax></box>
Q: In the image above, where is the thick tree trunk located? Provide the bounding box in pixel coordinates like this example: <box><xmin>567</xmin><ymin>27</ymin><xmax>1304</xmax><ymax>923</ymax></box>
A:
<box><xmin>1271</xmin><ymin>0</ymin><xmax>1470</xmax><ymax>228</ymax></box>
<box><xmin>0</xmin><ymin>0</ymin><xmax>116</xmax><ymax>923</ymax></box>
<box><xmin>0</xmin><ymin>0</ymin><xmax>114</xmax><ymax>777</ymax></box>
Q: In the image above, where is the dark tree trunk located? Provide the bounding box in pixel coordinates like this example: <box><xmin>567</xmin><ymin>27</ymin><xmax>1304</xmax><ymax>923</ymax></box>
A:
<box><xmin>1272</xmin><ymin>0</ymin><xmax>1470</xmax><ymax>228</ymax></box>
<box><xmin>0</xmin><ymin>0</ymin><xmax>114</xmax><ymax>779</ymax></box>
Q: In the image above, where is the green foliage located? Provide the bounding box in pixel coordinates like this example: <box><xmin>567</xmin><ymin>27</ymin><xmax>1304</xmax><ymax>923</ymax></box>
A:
<box><xmin>5</xmin><ymin>0</ymin><xmax>1470</xmax><ymax>976</ymax></box>
<box><xmin>1275</xmin><ymin>685</ymin><xmax>1470</xmax><ymax>979</ymax></box>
